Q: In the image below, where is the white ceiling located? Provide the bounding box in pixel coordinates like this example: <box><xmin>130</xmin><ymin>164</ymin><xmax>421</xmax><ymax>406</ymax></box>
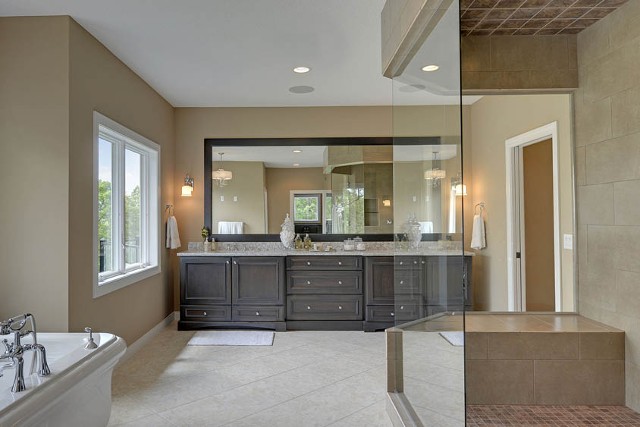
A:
<box><xmin>1</xmin><ymin>0</ymin><xmax>479</xmax><ymax>107</ymax></box>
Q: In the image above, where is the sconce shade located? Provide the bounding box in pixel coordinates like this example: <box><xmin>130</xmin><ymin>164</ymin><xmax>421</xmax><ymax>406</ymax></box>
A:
<box><xmin>181</xmin><ymin>185</ymin><xmax>193</xmax><ymax>197</ymax></box>
<box><xmin>382</xmin><ymin>199</ymin><xmax>391</xmax><ymax>207</ymax></box>
<box><xmin>454</xmin><ymin>184</ymin><xmax>467</xmax><ymax>196</ymax></box>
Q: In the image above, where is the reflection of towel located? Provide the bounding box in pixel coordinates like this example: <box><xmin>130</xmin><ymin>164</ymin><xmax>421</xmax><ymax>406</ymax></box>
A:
<box><xmin>418</xmin><ymin>221</ymin><xmax>433</xmax><ymax>233</ymax></box>
<box><xmin>166</xmin><ymin>216</ymin><xmax>181</xmax><ymax>249</ymax></box>
<box><xmin>218</xmin><ymin>221</ymin><xmax>244</xmax><ymax>234</ymax></box>
<box><xmin>470</xmin><ymin>214</ymin><xmax>486</xmax><ymax>250</ymax></box>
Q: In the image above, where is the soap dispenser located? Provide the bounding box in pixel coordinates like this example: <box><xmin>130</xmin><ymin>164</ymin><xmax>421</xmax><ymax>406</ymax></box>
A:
<box><xmin>303</xmin><ymin>233</ymin><xmax>312</xmax><ymax>250</ymax></box>
<box><xmin>294</xmin><ymin>233</ymin><xmax>302</xmax><ymax>250</ymax></box>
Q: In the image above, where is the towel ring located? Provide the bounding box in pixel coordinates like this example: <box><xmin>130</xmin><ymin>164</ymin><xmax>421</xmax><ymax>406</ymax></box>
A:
<box><xmin>474</xmin><ymin>202</ymin><xmax>485</xmax><ymax>215</ymax></box>
<box><xmin>165</xmin><ymin>204</ymin><xmax>174</xmax><ymax>216</ymax></box>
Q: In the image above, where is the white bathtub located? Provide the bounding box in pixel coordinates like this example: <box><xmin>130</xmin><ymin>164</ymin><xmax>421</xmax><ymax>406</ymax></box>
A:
<box><xmin>0</xmin><ymin>332</ymin><xmax>126</xmax><ymax>427</ymax></box>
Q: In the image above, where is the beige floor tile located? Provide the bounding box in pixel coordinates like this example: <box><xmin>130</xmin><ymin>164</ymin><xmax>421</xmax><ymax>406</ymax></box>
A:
<box><xmin>328</xmin><ymin>399</ymin><xmax>393</xmax><ymax>426</ymax></box>
<box><xmin>110</xmin><ymin>413</ymin><xmax>178</xmax><ymax>427</ymax></box>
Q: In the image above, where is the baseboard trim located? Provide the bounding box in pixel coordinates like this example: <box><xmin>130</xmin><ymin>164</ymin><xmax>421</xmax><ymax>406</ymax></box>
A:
<box><xmin>117</xmin><ymin>311</ymin><xmax>178</xmax><ymax>365</ymax></box>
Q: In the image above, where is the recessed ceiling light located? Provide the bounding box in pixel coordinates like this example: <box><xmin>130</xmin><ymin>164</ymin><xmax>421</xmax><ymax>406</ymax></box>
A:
<box><xmin>293</xmin><ymin>66</ymin><xmax>311</xmax><ymax>74</ymax></box>
<box><xmin>293</xmin><ymin>149</ymin><xmax>302</xmax><ymax>153</ymax></box>
<box><xmin>293</xmin><ymin>163</ymin><xmax>300</xmax><ymax>167</ymax></box>
<box><xmin>421</xmin><ymin>65</ymin><xmax>439</xmax><ymax>72</ymax></box>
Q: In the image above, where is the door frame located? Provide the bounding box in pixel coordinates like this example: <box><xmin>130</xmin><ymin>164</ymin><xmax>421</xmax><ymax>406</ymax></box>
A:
<box><xmin>505</xmin><ymin>121</ymin><xmax>561</xmax><ymax>312</ymax></box>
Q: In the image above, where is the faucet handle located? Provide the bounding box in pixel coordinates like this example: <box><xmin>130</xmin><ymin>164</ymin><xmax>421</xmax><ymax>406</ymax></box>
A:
<box><xmin>84</xmin><ymin>327</ymin><xmax>98</xmax><ymax>350</ymax></box>
<box><xmin>1</xmin><ymin>339</ymin><xmax>11</xmax><ymax>354</ymax></box>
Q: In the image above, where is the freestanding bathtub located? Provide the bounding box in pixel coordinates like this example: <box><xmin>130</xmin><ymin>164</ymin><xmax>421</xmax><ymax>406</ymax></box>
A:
<box><xmin>0</xmin><ymin>332</ymin><xmax>127</xmax><ymax>427</ymax></box>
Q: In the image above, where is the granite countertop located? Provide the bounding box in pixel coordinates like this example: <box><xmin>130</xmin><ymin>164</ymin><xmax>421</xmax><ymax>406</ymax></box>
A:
<box><xmin>177</xmin><ymin>244</ymin><xmax>474</xmax><ymax>257</ymax></box>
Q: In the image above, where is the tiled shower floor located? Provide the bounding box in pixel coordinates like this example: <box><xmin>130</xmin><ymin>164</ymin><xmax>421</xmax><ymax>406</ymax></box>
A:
<box><xmin>467</xmin><ymin>404</ymin><xmax>640</xmax><ymax>426</ymax></box>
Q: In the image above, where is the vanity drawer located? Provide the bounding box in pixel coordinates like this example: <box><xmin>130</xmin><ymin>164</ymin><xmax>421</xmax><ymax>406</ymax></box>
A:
<box><xmin>287</xmin><ymin>271</ymin><xmax>362</xmax><ymax>294</ymax></box>
<box><xmin>232</xmin><ymin>305</ymin><xmax>284</xmax><ymax>322</ymax></box>
<box><xmin>181</xmin><ymin>305</ymin><xmax>231</xmax><ymax>321</ymax></box>
<box><xmin>396</xmin><ymin>256</ymin><xmax>425</xmax><ymax>270</ymax></box>
<box><xmin>366</xmin><ymin>303</ymin><xmax>423</xmax><ymax>322</ymax></box>
<box><xmin>287</xmin><ymin>295</ymin><xmax>362</xmax><ymax>320</ymax></box>
<box><xmin>287</xmin><ymin>256</ymin><xmax>362</xmax><ymax>271</ymax></box>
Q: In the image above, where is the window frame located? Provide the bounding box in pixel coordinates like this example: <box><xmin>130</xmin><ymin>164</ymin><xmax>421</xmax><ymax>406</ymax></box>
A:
<box><xmin>93</xmin><ymin>111</ymin><xmax>161</xmax><ymax>298</ymax></box>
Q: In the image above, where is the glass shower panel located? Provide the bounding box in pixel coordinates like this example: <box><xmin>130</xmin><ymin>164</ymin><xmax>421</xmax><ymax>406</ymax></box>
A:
<box><xmin>391</xmin><ymin>1</ymin><xmax>466</xmax><ymax>425</ymax></box>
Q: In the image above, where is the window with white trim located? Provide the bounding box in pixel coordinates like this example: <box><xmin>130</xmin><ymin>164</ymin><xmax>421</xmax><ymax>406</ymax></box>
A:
<box><xmin>94</xmin><ymin>112</ymin><xmax>160</xmax><ymax>298</ymax></box>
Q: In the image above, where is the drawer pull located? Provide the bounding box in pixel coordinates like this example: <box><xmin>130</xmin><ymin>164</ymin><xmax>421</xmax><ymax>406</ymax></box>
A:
<box><xmin>307</xmin><ymin>306</ymin><xmax>311</xmax><ymax>310</ymax></box>
<box><xmin>421</xmin><ymin>260</ymin><xmax>425</xmax><ymax>264</ymax></box>
<box><xmin>414</xmin><ymin>260</ymin><xmax>418</xmax><ymax>264</ymax></box>
<box><xmin>400</xmin><ymin>280</ymin><xmax>404</xmax><ymax>285</ymax></box>
<box><xmin>338</xmin><ymin>261</ymin><xmax>342</xmax><ymax>265</ymax></box>
<box><xmin>255</xmin><ymin>311</ymin><xmax>260</xmax><ymax>316</ymax></box>
<box><xmin>399</xmin><ymin>261</ymin><xmax>403</xmax><ymax>265</ymax></box>
<box><xmin>400</xmin><ymin>306</ymin><xmax>405</xmax><ymax>310</ymax></box>
<box><xmin>338</xmin><ymin>280</ymin><xmax>343</xmax><ymax>285</ymax></box>
<box><xmin>307</xmin><ymin>280</ymin><xmax>311</xmax><ymax>285</ymax></box>
<box><xmin>307</xmin><ymin>261</ymin><xmax>311</xmax><ymax>266</ymax></box>
<box><xmin>203</xmin><ymin>311</ymin><xmax>207</xmax><ymax>316</ymax></box>
<box><xmin>390</xmin><ymin>312</ymin><xmax>395</xmax><ymax>317</ymax></box>
<box><xmin>226</xmin><ymin>261</ymin><xmax>230</xmax><ymax>264</ymax></box>
<box><xmin>233</xmin><ymin>261</ymin><xmax>237</xmax><ymax>265</ymax></box>
<box><xmin>338</xmin><ymin>305</ymin><xmax>343</xmax><ymax>310</ymax></box>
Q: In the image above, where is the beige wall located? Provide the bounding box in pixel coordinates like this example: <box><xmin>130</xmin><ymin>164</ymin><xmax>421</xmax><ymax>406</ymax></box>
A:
<box><xmin>467</xmin><ymin>94</ymin><xmax>574</xmax><ymax>312</ymax></box>
<box><xmin>0</xmin><ymin>17</ymin><xmax>70</xmax><ymax>331</ymax></box>
<box><xmin>67</xmin><ymin>19</ymin><xmax>175</xmax><ymax>345</ymax></box>
<box><xmin>575</xmin><ymin>0</ymin><xmax>640</xmax><ymax>411</ymax></box>
<box><xmin>212</xmin><ymin>161</ymin><xmax>266</xmax><ymax>234</ymax></box>
<box><xmin>265</xmin><ymin>167</ymin><xmax>327</xmax><ymax>234</ymax></box>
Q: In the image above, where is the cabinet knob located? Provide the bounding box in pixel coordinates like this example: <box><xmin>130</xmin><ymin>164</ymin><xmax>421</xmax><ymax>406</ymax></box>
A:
<box><xmin>391</xmin><ymin>312</ymin><xmax>395</xmax><ymax>317</ymax></box>
<box><xmin>226</xmin><ymin>261</ymin><xmax>230</xmax><ymax>264</ymax></box>
<box><xmin>338</xmin><ymin>305</ymin><xmax>343</xmax><ymax>310</ymax></box>
<box><xmin>400</xmin><ymin>261</ymin><xmax>403</xmax><ymax>265</ymax></box>
<box><xmin>233</xmin><ymin>261</ymin><xmax>237</xmax><ymax>265</ymax></box>
<box><xmin>203</xmin><ymin>311</ymin><xmax>207</xmax><ymax>316</ymax></box>
<box><xmin>338</xmin><ymin>261</ymin><xmax>342</xmax><ymax>265</ymax></box>
<box><xmin>255</xmin><ymin>311</ymin><xmax>260</xmax><ymax>316</ymax></box>
<box><xmin>307</xmin><ymin>261</ymin><xmax>311</xmax><ymax>266</ymax></box>
<box><xmin>400</xmin><ymin>280</ymin><xmax>404</xmax><ymax>285</ymax></box>
<box><xmin>400</xmin><ymin>306</ymin><xmax>405</xmax><ymax>310</ymax></box>
<box><xmin>414</xmin><ymin>260</ymin><xmax>418</xmax><ymax>264</ymax></box>
<box><xmin>421</xmin><ymin>260</ymin><xmax>425</xmax><ymax>264</ymax></box>
<box><xmin>307</xmin><ymin>306</ymin><xmax>311</xmax><ymax>310</ymax></box>
<box><xmin>338</xmin><ymin>280</ymin><xmax>342</xmax><ymax>285</ymax></box>
<box><xmin>307</xmin><ymin>280</ymin><xmax>311</xmax><ymax>285</ymax></box>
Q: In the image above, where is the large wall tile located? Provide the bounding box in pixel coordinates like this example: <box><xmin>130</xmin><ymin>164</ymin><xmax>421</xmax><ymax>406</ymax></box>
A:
<box><xmin>614</xmin><ymin>179</ymin><xmax>640</xmax><ymax>225</ymax></box>
<box><xmin>608</xmin><ymin>0</ymin><xmax>640</xmax><ymax>52</ymax></box>
<box><xmin>585</xmin><ymin>133</ymin><xmax>640</xmax><ymax>184</ymax></box>
<box><xmin>574</xmin><ymin>96</ymin><xmax>611</xmax><ymax>147</ymax></box>
<box><xmin>627</xmin><ymin>362</ymin><xmax>640</xmax><ymax>409</ymax></box>
<box><xmin>466</xmin><ymin>360</ymin><xmax>534</xmax><ymax>405</ymax></box>
<box><xmin>575</xmin><ymin>146</ymin><xmax>586</xmax><ymax>186</ymax></box>
<box><xmin>577</xmin><ymin>184</ymin><xmax>614</xmax><ymax>225</ymax></box>
<box><xmin>582</xmin><ymin>38</ymin><xmax>640</xmax><ymax>102</ymax></box>
<box><xmin>615</xmin><ymin>270</ymin><xmax>640</xmax><ymax>319</ymax></box>
<box><xmin>579</xmin><ymin>332</ymin><xmax>625</xmax><ymax>360</ymax></box>
<box><xmin>534</xmin><ymin>360</ymin><xmax>625</xmax><ymax>404</ymax></box>
<box><xmin>612</xmin><ymin>89</ymin><xmax>640</xmax><ymax>138</ymax></box>
<box><xmin>488</xmin><ymin>332</ymin><xmax>579</xmax><ymax>360</ymax></box>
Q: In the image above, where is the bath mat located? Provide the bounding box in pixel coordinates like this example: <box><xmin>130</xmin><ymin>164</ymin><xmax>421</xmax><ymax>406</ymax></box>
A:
<box><xmin>188</xmin><ymin>330</ymin><xmax>274</xmax><ymax>346</ymax></box>
<box><xmin>439</xmin><ymin>331</ymin><xmax>464</xmax><ymax>347</ymax></box>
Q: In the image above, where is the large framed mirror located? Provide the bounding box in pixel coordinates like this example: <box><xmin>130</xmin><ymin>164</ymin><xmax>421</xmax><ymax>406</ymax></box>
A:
<box><xmin>204</xmin><ymin>137</ymin><xmax>456</xmax><ymax>241</ymax></box>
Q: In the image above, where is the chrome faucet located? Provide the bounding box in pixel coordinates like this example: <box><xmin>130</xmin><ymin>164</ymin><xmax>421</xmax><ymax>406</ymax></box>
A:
<box><xmin>0</xmin><ymin>313</ymin><xmax>51</xmax><ymax>392</ymax></box>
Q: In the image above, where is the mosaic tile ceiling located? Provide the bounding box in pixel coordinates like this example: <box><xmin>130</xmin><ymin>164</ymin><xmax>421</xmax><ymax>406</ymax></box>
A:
<box><xmin>461</xmin><ymin>0</ymin><xmax>629</xmax><ymax>36</ymax></box>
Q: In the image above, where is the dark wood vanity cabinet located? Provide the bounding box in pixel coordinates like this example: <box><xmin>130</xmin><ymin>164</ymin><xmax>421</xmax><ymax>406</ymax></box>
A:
<box><xmin>286</xmin><ymin>256</ymin><xmax>363</xmax><ymax>330</ymax></box>
<box><xmin>179</xmin><ymin>256</ymin><xmax>286</xmax><ymax>331</ymax></box>
<box><xmin>364</xmin><ymin>255</ymin><xmax>473</xmax><ymax>331</ymax></box>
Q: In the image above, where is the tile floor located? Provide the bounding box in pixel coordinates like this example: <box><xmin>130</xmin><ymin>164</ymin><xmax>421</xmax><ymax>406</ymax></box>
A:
<box><xmin>108</xmin><ymin>324</ymin><xmax>394</xmax><ymax>426</ymax></box>
<box><xmin>466</xmin><ymin>404</ymin><xmax>640</xmax><ymax>426</ymax></box>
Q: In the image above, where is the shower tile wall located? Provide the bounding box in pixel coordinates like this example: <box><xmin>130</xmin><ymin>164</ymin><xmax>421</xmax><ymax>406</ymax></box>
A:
<box><xmin>575</xmin><ymin>0</ymin><xmax>640</xmax><ymax>412</ymax></box>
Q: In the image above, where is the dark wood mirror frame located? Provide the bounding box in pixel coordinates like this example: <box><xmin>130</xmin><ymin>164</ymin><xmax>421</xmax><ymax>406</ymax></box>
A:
<box><xmin>204</xmin><ymin>136</ymin><xmax>446</xmax><ymax>242</ymax></box>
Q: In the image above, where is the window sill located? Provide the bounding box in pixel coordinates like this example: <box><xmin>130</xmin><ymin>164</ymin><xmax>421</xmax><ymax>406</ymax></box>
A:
<box><xmin>94</xmin><ymin>265</ymin><xmax>160</xmax><ymax>298</ymax></box>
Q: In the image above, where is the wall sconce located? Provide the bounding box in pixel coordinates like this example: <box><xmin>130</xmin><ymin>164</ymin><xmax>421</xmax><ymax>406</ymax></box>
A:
<box><xmin>181</xmin><ymin>174</ymin><xmax>194</xmax><ymax>197</ymax></box>
<box><xmin>382</xmin><ymin>198</ymin><xmax>392</xmax><ymax>207</ymax></box>
<box><xmin>454</xmin><ymin>183</ymin><xmax>467</xmax><ymax>197</ymax></box>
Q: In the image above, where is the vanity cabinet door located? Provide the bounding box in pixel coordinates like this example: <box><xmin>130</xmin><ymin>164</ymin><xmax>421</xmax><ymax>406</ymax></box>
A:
<box><xmin>232</xmin><ymin>257</ymin><xmax>286</xmax><ymax>306</ymax></box>
<box><xmin>365</xmin><ymin>257</ymin><xmax>394</xmax><ymax>305</ymax></box>
<box><xmin>425</xmin><ymin>256</ymin><xmax>472</xmax><ymax>310</ymax></box>
<box><xmin>180</xmin><ymin>257</ymin><xmax>231</xmax><ymax>305</ymax></box>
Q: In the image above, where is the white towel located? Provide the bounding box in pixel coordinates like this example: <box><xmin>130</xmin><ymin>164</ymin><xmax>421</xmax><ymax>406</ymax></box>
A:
<box><xmin>166</xmin><ymin>216</ymin><xmax>181</xmax><ymax>249</ymax></box>
<box><xmin>218</xmin><ymin>221</ymin><xmax>244</xmax><ymax>234</ymax></box>
<box><xmin>418</xmin><ymin>221</ymin><xmax>433</xmax><ymax>233</ymax></box>
<box><xmin>470</xmin><ymin>214</ymin><xmax>486</xmax><ymax>250</ymax></box>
